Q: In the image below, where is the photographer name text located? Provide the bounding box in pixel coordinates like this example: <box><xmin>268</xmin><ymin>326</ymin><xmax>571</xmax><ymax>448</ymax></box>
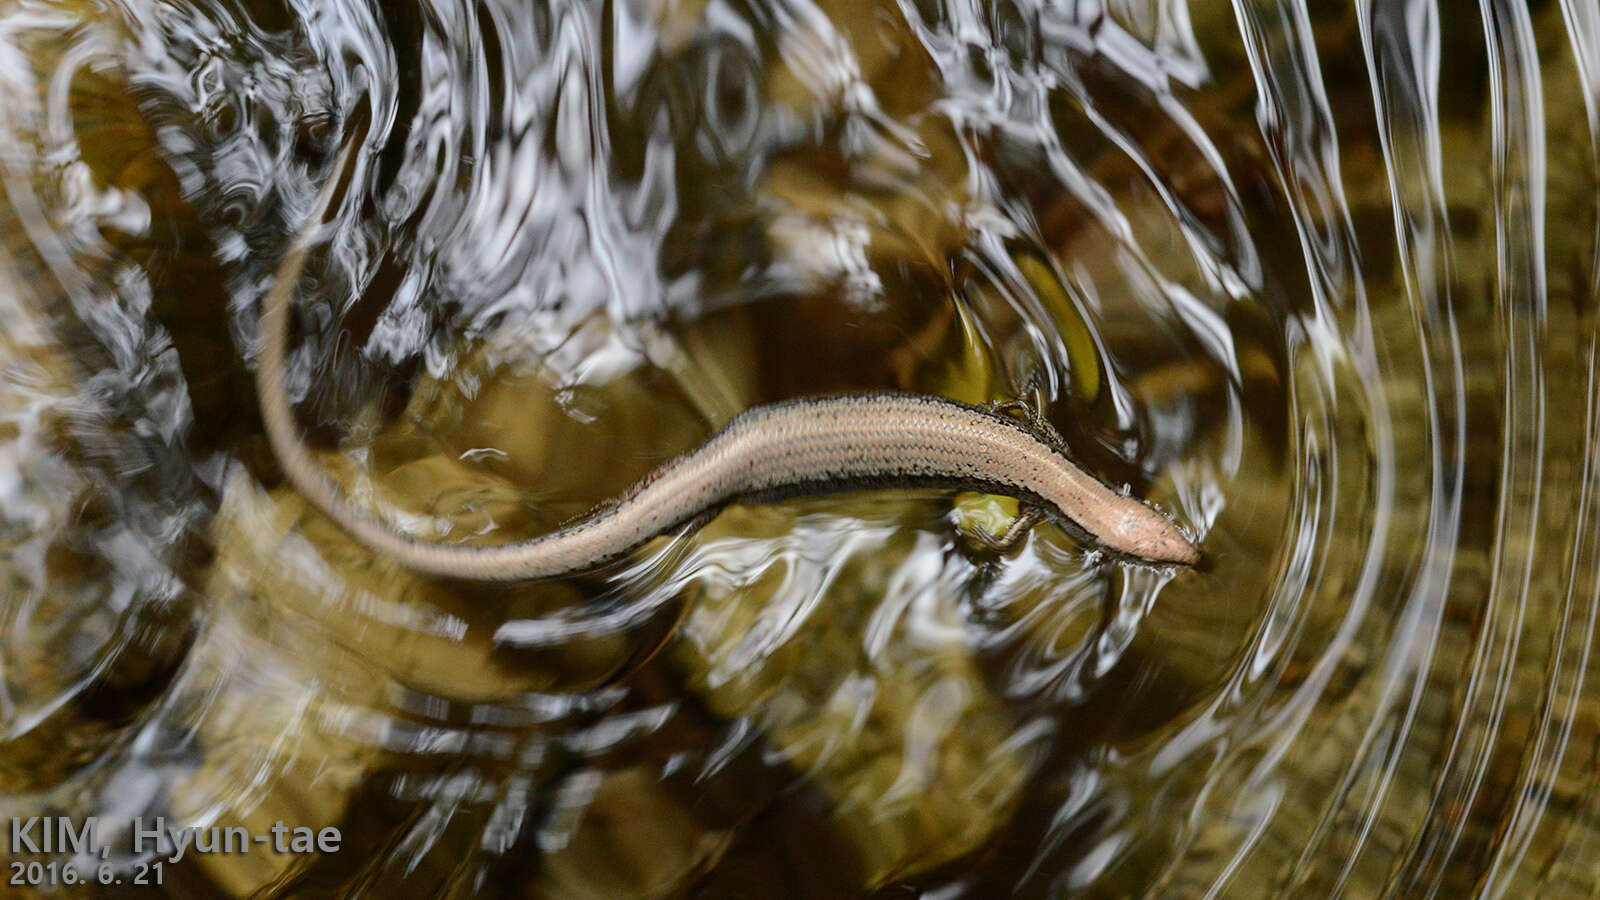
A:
<box><xmin>7</xmin><ymin>816</ymin><xmax>341</xmax><ymax>886</ymax></box>
<box><xmin>11</xmin><ymin>816</ymin><xmax>340</xmax><ymax>861</ymax></box>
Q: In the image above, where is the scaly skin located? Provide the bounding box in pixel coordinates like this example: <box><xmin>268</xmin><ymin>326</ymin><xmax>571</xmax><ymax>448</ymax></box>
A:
<box><xmin>255</xmin><ymin>136</ymin><xmax>1199</xmax><ymax>581</ymax></box>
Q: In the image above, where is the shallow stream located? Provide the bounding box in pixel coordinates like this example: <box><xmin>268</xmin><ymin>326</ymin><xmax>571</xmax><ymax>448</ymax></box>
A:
<box><xmin>2</xmin><ymin>0</ymin><xmax>1599</xmax><ymax>896</ymax></box>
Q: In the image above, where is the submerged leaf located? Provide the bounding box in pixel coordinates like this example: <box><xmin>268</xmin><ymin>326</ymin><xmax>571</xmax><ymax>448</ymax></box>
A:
<box><xmin>665</xmin><ymin>503</ymin><xmax>1040</xmax><ymax>888</ymax></box>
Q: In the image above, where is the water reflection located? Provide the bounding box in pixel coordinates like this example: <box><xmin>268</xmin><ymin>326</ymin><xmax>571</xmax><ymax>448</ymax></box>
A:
<box><xmin>1</xmin><ymin>0</ymin><xmax>1598</xmax><ymax>896</ymax></box>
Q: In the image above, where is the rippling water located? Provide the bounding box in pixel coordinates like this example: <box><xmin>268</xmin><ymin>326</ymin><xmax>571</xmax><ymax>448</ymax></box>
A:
<box><xmin>2</xmin><ymin>0</ymin><xmax>1599</xmax><ymax>896</ymax></box>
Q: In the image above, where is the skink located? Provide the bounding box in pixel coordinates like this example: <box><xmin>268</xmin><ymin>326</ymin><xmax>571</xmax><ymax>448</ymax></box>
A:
<box><xmin>254</xmin><ymin>137</ymin><xmax>1200</xmax><ymax>581</ymax></box>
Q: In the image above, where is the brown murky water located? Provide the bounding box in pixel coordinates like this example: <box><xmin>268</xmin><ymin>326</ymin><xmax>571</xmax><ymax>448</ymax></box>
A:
<box><xmin>2</xmin><ymin>0</ymin><xmax>1599</xmax><ymax>896</ymax></box>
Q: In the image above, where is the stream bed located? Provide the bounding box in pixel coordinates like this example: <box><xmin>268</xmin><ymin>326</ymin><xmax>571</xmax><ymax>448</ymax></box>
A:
<box><xmin>2</xmin><ymin>0</ymin><xmax>1599</xmax><ymax>896</ymax></box>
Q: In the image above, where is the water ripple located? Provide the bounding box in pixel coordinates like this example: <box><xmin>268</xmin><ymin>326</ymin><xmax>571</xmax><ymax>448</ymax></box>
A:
<box><xmin>2</xmin><ymin>0</ymin><xmax>1599</xmax><ymax>896</ymax></box>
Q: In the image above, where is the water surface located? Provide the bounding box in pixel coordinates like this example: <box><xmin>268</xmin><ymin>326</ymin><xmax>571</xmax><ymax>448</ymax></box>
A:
<box><xmin>2</xmin><ymin>0</ymin><xmax>1599</xmax><ymax>895</ymax></box>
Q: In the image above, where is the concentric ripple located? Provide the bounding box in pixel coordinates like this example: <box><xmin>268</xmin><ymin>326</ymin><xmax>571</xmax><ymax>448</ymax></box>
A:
<box><xmin>1</xmin><ymin>0</ymin><xmax>1598</xmax><ymax>896</ymax></box>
